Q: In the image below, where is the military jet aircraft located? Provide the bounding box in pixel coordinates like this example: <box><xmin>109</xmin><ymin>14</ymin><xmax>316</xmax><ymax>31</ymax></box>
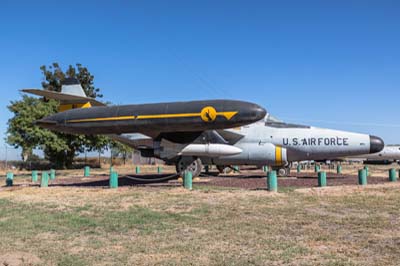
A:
<box><xmin>343</xmin><ymin>145</ymin><xmax>400</xmax><ymax>165</ymax></box>
<box><xmin>24</xmin><ymin>79</ymin><xmax>384</xmax><ymax>177</ymax></box>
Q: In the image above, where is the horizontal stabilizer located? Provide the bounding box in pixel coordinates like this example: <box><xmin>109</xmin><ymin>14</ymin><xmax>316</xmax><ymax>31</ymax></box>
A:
<box><xmin>22</xmin><ymin>89</ymin><xmax>105</xmax><ymax>106</ymax></box>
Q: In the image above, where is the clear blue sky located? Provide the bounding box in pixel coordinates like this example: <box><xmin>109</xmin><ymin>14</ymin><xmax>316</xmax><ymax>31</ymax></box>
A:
<box><xmin>0</xmin><ymin>1</ymin><xmax>399</xmax><ymax>160</ymax></box>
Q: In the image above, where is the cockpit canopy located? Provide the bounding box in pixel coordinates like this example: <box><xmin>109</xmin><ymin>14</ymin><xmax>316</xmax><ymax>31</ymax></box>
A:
<box><xmin>264</xmin><ymin>114</ymin><xmax>310</xmax><ymax>129</ymax></box>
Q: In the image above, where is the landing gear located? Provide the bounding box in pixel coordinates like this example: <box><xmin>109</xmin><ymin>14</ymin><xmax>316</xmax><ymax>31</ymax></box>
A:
<box><xmin>271</xmin><ymin>166</ymin><xmax>291</xmax><ymax>177</ymax></box>
<box><xmin>175</xmin><ymin>157</ymin><xmax>202</xmax><ymax>178</ymax></box>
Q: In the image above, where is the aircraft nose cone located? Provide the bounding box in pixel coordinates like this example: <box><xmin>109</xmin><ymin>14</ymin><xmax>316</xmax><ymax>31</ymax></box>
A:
<box><xmin>252</xmin><ymin>105</ymin><xmax>267</xmax><ymax>121</ymax></box>
<box><xmin>369</xmin><ymin>135</ymin><xmax>384</xmax><ymax>153</ymax></box>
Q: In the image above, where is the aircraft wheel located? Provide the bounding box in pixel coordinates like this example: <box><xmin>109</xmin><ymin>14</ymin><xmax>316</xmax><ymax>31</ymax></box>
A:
<box><xmin>176</xmin><ymin>157</ymin><xmax>203</xmax><ymax>178</ymax></box>
<box><xmin>277</xmin><ymin>167</ymin><xmax>289</xmax><ymax>177</ymax></box>
<box><xmin>217</xmin><ymin>165</ymin><xmax>233</xmax><ymax>174</ymax></box>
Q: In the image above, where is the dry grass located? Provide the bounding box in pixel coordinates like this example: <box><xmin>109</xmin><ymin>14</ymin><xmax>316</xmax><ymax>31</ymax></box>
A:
<box><xmin>0</xmin><ymin>175</ymin><xmax>399</xmax><ymax>265</ymax></box>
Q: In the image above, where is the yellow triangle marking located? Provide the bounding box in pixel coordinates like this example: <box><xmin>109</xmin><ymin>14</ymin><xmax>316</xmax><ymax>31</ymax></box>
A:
<box><xmin>217</xmin><ymin>111</ymin><xmax>238</xmax><ymax>120</ymax></box>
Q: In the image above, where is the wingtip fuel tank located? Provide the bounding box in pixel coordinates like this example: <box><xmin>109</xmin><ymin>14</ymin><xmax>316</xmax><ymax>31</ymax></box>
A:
<box><xmin>36</xmin><ymin>99</ymin><xmax>267</xmax><ymax>135</ymax></box>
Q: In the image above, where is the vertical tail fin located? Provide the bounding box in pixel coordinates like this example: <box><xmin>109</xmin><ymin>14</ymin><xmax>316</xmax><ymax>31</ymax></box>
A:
<box><xmin>58</xmin><ymin>78</ymin><xmax>92</xmax><ymax>111</ymax></box>
<box><xmin>61</xmin><ymin>78</ymin><xmax>87</xmax><ymax>97</ymax></box>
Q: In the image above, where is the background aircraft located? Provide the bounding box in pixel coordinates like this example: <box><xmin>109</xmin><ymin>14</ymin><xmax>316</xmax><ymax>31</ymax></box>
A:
<box><xmin>25</xmin><ymin>80</ymin><xmax>384</xmax><ymax>177</ymax></box>
<box><xmin>343</xmin><ymin>145</ymin><xmax>400</xmax><ymax>165</ymax></box>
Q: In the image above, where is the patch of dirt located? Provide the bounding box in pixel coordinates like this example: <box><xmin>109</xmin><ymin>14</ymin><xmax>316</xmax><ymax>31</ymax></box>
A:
<box><xmin>0</xmin><ymin>252</ymin><xmax>41</xmax><ymax>266</ymax></box>
<box><xmin>1</xmin><ymin>164</ymin><xmax>398</xmax><ymax>193</ymax></box>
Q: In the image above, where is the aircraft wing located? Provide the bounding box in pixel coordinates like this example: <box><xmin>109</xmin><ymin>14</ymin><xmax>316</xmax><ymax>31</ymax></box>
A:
<box><xmin>216</xmin><ymin>129</ymin><xmax>245</xmax><ymax>144</ymax></box>
<box><xmin>108</xmin><ymin>133</ymin><xmax>154</xmax><ymax>149</ymax></box>
<box><xmin>22</xmin><ymin>89</ymin><xmax>106</xmax><ymax>106</ymax></box>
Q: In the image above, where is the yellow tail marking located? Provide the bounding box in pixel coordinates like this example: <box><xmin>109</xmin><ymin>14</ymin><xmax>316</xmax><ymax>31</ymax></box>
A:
<box><xmin>81</xmin><ymin>102</ymin><xmax>92</xmax><ymax>108</ymax></box>
<box><xmin>275</xmin><ymin>146</ymin><xmax>282</xmax><ymax>165</ymax></box>
<box><xmin>59</xmin><ymin>102</ymin><xmax>92</xmax><ymax>112</ymax></box>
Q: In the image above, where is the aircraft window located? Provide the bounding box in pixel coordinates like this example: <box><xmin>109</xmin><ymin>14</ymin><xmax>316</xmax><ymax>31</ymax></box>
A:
<box><xmin>266</xmin><ymin>115</ymin><xmax>283</xmax><ymax>123</ymax></box>
<box><xmin>265</xmin><ymin>114</ymin><xmax>310</xmax><ymax>129</ymax></box>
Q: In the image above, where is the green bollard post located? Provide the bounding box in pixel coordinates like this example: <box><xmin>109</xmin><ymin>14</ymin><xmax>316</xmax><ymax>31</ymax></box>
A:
<box><xmin>314</xmin><ymin>164</ymin><xmax>320</xmax><ymax>173</ymax></box>
<box><xmin>363</xmin><ymin>166</ymin><xmax>369</xmax><ymax>177</ymax></box>
<box><xmin>31</xmin><ymin>170</ymin><xmax>38</xmax><ymax>183</ymax></box>
<box><xmin>358</xmin><ymin>169</ymin><xmax>367</xmax><ymax>185</ymax></box>
<box><xmin>267</xmin><ymin>170</ymin><xmax>278</xmax><ymax>192</ymax></box>
<box><xmin>50</xmin><ymin>169</ymin><xmax>56</xmax><ymax>180</ymax></box>
<box><xmin>297</xmin><ymin>164</ymin><xmax>301</xmax><ymax>173</ymax></box>
<box><xmin>318</xmin><ymin>171</ymin><xmax>327</xmax><ymax>187</ymax></box>
<box><xmin>157</xmin><ymin>166</ymin><xmax>162</xmax><ymax>174</ymax></box>
<box><xmin>337</xmin><ymin>165</ymin><xmax>342</xmax><ymax>174</ymax></box>
<box><xmin>109</xmin><ymin>166</ymin><xmax>114</xmax><ymax>178</ymax></box>
<box><xmin>84</xmin><ymin>166</ymin><xmax>90</xmax><ymax>177</ymax></box>
<box><xmin>183</xmin><ymin>171</ymin><xmax>193</xmax><ymax>190</ymax></box>
<box><xmin>389</xmin><ymin>168</ymin><xmax>397</xmax><ymax>182</ymax></box>
<box><xmin>263</xmin><ymin>165</ymin><xmax>269</xmax><ymax>173</ymax></box>
<box><xmin>135</xmin><ymin>166</ymin><xmax>141</xmax><ymax>174</ymax></box>
<box><xmin>110</xmin><ymin>171</ymin><xmax>118</xmax><ymax>188</ymax></box>
<box><xmin>41</xmin><ymin>172</ymin><xmax>49</xmax><ymax>188</ymax></box>
<box><xmin>6</xmin><ymin>172</ymin><xmax>13</xmax><ymax>187</ymax></box>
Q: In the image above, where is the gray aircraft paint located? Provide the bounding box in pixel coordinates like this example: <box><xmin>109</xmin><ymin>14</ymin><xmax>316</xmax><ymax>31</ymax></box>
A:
<box><xmin>202</xmin><ymin>120</ymin><xmax>379</xmax><ymax>166</ymax></box>
<box><xmin>345</xmin><ymin>145</ymin><xmax>400</xmax><ymax>161</ymax></box>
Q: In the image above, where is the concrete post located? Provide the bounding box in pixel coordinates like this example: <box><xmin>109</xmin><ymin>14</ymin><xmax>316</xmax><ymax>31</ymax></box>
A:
<box><xmin>363</xmin><ymin>166</ymin><xmax>369</xmax><ymax>177</ymax></box>
<box><xmin>6</xmin><ymin>172</ymin><xmax>13</xmax><ymax>187</ymax></box>
<box><xmin>318</xmin><ymin>171</ymin><xmax>327</xmax><ymax>187</ymax></box>
<box><xmin>41</xmin><ymin>172</ymin><xmax>49</xmax><ymax>188</ymax></box>
<box><xmin>233</xmin><ymin>166</ymin><xmax>239</xmax><ymax>172</ymax></box>
<box><xmin>84</xmin><ymin>166</ymin><xmax>90</xmax><ymax>177</ymax></box>
<box><xmin>358</xmin><ymin>169</ymin><xmax>367</xmax><ymax>185</ymax></box>
<box><xmin>110</xmin><ymin>171</ymin><xmax>118</xmax><ymax>188</ymax></box>
<box><xmin>50</xmin><ymin>169</ymin><xmax>56</xmax><ymax>180</ymax></box>
<box><xmin>263</xmin><ymin>165</ymin><xmax>269</xmax><ymax>173</ymax></box>
<box><xmin>183</xmin><ymin>171</ymin><xmax>192</xmax><ymax>190</ymax></box>
<box><xmin>267</xmin><ymin>171</ymin><xmax>278</xmax><ymax>192</ymax></box>
<box><xmin>31</xmin><ymin>171</ymin><xmax>38</xmax><ymax>183</ymax></box>
<box><xmin>389</xmin><ymin>168</ymin><xmax>397</xmax><ymax>182</ymax></box>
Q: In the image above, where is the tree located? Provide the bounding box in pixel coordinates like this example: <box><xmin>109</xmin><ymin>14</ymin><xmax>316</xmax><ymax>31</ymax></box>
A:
<box><xmin>7</xmin><ymin>96</ymin><xmax>67</xmax><ymax>162</ymax></box>
<box><xmin>40</xmin><ymin>63</ymin><xmax>103</xmax><ymax>98</ymax></box>
<box><xmin>111</xmin><ymin>141</ymin><xmax>133</xmax><ymax>165</ymax></box>
<box><xmin>6</xmin><ymin>63</ymin><xmax>111</xmax><ymax>168</ymax></box>
<box><xmin>39</xmin><ymin>63</ymin><xmax>110</xmax><ymax>168</ymax></box>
